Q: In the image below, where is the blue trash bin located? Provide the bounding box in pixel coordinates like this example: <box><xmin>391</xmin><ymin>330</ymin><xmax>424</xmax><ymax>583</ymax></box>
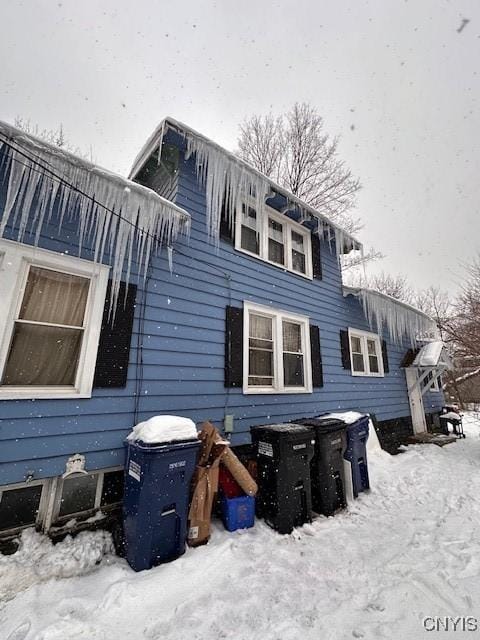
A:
<box><xmin>343</xmin><ymin>415</ymin><xmax>370</xmax><ymax>499</ymax></box>
<box><xmin>123</xmin><ymin>437</ymin><xmax>200</xmax><ymax>572</ymax></box>
<box><xmin>221</xmin><ymin>494</ymin><xmax>255</xmax><ymax>532</ymax></box>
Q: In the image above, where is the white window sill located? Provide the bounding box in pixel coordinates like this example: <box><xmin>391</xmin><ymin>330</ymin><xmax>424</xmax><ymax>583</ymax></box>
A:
<box><xmin>351</xmin><ymin>372</ymin><xmax>385</xmax><ymax>378</ymax></box>
<box><xmin>236</xmin><ymin>246</ymin><xmax>313</xmax><ymax>280</ymax></box>
<box><xmin>243</xmin><ymin>386</ymin><xmax>313</xmax><ymax>395</ymax></box>
<box><xmin>0</xmin><ymin>387</ymin><xmax>93</xmax><ymax>401</ymax></box>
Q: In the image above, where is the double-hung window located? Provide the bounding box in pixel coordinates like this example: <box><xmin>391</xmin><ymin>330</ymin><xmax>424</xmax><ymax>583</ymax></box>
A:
<box><xmin>348</xmin><ymin>328</ymin><xmax>384</xmax><ymax>377</ymax></box>
<box><xmin>236</xmin><ymin>201</ymin><xmax>312</xmax><ymax>278</ymax></box>
<box><xmin>0</xmin><ymin>239</ymin><xmax>109</xmax><ymax>399</ymax></box>
<box><xmin>244</xmin><ymin>302</ymin><xmax>312</xmax><ymax>393</ymax></box>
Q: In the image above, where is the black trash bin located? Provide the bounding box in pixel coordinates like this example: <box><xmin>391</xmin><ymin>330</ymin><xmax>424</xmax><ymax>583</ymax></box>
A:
<box><xmin>123</xmin><ymin>437</ymin><xmax>200</xmax><ymax>572</ymax></box>
<box><xmin>294</xmin><ymin>417</ymin><xmax>347</xmax><ymax>516</ymax></box>
<box><xmin>251</xmin><ymin>423</ymin><xmax>315</xmax><ymax>534</ymax></box>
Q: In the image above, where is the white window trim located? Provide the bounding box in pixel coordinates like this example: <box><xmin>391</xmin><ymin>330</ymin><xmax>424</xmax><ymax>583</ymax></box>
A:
<box><xmin>52</xmin><ymin>465</ymin><xmax>124</xmax><ymax>524</ymax></box>
<box><xmin>235</xmin><ymin>199</ymin><xmax>313</xmax><ymax>279</ymax></box>
<box><xmin>243</xmin><ymin>301</ymin><xmax>312</xmax><ymax>394</ymax></box>
<box><xmin>0</xmin><ymin>238</ymin><xmax>109</xmax><ymax>400</ymax></box>
<box><xmin>348</xmin><ymin>328</ymin><xmax>384</xmax><ymax>378</ymax></box>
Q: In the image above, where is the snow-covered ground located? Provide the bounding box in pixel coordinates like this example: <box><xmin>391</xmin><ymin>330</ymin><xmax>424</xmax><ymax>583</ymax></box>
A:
<box><xmin>2</xmin><ymin>414</ymin><xmax>480</xmax><ymax>640</ymax></box>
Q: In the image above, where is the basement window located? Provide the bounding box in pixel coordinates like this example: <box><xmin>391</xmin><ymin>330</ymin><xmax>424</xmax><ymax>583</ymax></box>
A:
<box><xmin>54</xmin><ymin>468</ymin><xmax>124</xmax><ymax>522</ymax></box>
<box><xmin>0</xmin><ymin>481</ymin><xmax>47</xmax><ymax>533</ymax></box>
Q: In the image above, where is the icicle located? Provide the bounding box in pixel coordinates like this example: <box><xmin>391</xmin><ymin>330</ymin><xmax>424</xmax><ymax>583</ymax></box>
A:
<box><xmin>344</xmin><ymin>287</ymin><xmax>437</xmax><ymax>346</ymax></box>
<box><xmin>129</xmin><ymin>118</ymin><xmax>361</xmax><ymax>259</ymax></box>
<box><xmin>0</xmin><ymin>122</ymin><xmax>190</xmax><ymax>312</ymax></box>
<box><xmin>184</xmin><ymin>134</ymin><xmax>270</xmax><ymax>245</ymax></box>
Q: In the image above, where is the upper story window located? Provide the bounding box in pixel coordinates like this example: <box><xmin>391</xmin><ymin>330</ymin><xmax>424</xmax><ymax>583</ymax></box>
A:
<box><xmin>0</xmin><ymin>239</ymin><xmax>109</xmax><ymax>399</ymax></box>
<box><xmin>235</xmin><ymin>201</ymin><xmax>312</xmax><ymax>278</ymax></box>
<box><xmin>348</xmin><ymin>328</ymin><xmax>384</xmax><ymax>377</ymax></box>
<box><xmin>244</xmin><ymin>301</ymin><xmax>312</xmax><ymax>394</ymax></box>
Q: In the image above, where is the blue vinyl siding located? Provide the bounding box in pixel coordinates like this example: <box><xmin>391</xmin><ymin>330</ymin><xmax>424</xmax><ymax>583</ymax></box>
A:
<box><xmin>0</xmin><ymin>144</ymin><xmax>444</xmax><ymax>486</ymax></box>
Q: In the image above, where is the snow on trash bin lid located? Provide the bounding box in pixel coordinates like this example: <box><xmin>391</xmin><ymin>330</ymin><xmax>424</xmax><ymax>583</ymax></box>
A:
<box><xmin>127</xmin><ymin>415</ymin><xmax>198</xmax><ymax>444</ymax></box>
<box><xmin>440</xmin><ymin>412</ymin><xmax>462</xmax><ymax>421</ymax></box>
<box><xmin>319</xmin><ymin>411</ymin><xmax>366</xmax><ymax>424</ymax></box>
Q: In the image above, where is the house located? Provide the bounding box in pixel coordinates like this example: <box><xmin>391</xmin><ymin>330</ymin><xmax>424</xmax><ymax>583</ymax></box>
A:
<box><xmin>0</xmin><ymin>118</ymin><xmax>448</xmax><ymax>540</ymax></box>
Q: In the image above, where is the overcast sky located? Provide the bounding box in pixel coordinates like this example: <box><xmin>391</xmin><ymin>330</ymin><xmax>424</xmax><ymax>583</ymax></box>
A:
<box><xmin>1</xmin><ymin>0</ymin><xmax>479</xmax><ymax>294</ymax></box>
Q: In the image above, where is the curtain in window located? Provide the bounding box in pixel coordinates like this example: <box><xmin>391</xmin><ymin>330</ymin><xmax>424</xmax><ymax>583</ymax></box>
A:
<box><xmin>20</xmin><ymin>267</ymin><xmax>89</xmax><ymax>326</ymax></box>
<box><xmin>2</xmin><ymin>267</ymin><xmax>89</xmax><ymax>386</ymax></box>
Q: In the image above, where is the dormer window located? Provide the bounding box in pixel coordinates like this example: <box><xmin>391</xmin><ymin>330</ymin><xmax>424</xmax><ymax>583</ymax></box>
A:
<box><xmin>240</xmin><ymin>204</ymin><xmax>260</xmax><ymax>255</ymax></box>
<box><xmin>235</xmin><ymin>201</ymin><xmax>312</xmax><ymax>279</ymax></box>
<box><xmin>267</xmin><ymin>217</ymin><xmax>285</xmax><ymax>265</ymax></box>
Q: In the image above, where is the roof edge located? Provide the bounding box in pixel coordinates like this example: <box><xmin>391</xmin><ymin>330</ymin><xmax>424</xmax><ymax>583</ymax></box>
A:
<box><xmin>0</xmin><ymin>120</ymin><xmax>190</xmax><ymax>224</ymax></box>
<box><xmin>343</xmin><ymin>286</ymin><xmax>433</xmax><ymax>321</ymax></box>
<box><xmin>130</xmin><ymin>117</ymin><xmax>362</xmax><ymax>251</ymax></box>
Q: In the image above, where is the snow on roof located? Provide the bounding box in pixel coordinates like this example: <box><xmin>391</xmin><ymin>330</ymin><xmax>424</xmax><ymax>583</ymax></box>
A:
<box><xmin>129</xmin><ymin>117</ymin><xmax>362</xmax><ymax>255</ymax></box>
<box><xmin>413</xmin><ymin>341</ymin><xmax>444</xmax><ymax>367</ymax></box>
<box><xmin>413</xmin><ymin>340</ymin><xmax>453</xmax><ymax>369</ymax></box>
<box><xmin>0</xmin><ymin>120</ymin><xmax>190</xmax><ymax>307</ymax></box>
<box><xmin>343</xmin><ymin>286</ymin><xmax>437</xmax><ymax>345</ymax></box>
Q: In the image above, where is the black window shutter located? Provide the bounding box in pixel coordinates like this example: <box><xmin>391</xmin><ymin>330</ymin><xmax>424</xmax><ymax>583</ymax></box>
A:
<box><xmin>381</xmin><ymin>339</ymin><xmax>389</xmax><ymax>374</ymax></box>
<box><xmin>340</xmin><ymin>329</ymin><xmax>351</xmax><ymax>369</ymax></box>
<box><xmin>310</xmin><ymin>324</ymin><xmax>323</xmax><ymax>388</ymax></box>
<box><xmin>225</xmin><ymin>306</ymin><xmax>243</xmax><ymax>387</ymax></box>
<box><xmin>93</xmin><ymin>280</ymin><xmax>137</xmax><ymax>388</ymax></box>
<box><xmin>312</xmin><ymin>234</ymin><xmax>322</xmax><ymax>280</ymax></box>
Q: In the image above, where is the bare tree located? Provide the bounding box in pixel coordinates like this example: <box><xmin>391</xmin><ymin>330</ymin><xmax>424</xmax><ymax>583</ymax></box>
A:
<box><xmin>238</xmin><ymin>114</ymin><xmax>283</xmax><ymax>180</ymax></box>
<box><xmin>413</xmin><ymin>287</ymin><xmax>452</xmax><ymax>337</ymax></box>
<box><xmin>237</xmin><ymin>103</ymin><xmax>362</xmax><ymax>235</ymax></box>
<box><xmin>346</xmin><ymin>271</ymin><xmax>415</xmax><ymax>303</ymax></box>
<box><xmin>428</xmin><ymin>257</ymin><xmax>480</xmax><ymax>404</ymax></box>
<box><xmin>443</xmin><ymin>258</ymin><xmax>480</xmax><ymax>362</ymax></box>
<box><xmin>14</xmin><ymin>117</ymin><xmax>93</xmax><ymax>161</ymax></box>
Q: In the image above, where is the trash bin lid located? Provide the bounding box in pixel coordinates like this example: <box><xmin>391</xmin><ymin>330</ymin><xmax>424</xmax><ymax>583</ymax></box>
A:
<box><xmin>295</xmin><ymin>417</ymin><xmax>347</xmax><ymax>434</ymax></box>
<box><xmin>126</xmin><ymin>437</ymin><xmax>200</xmax><ymax>452</ymax></box>
<box><xmin>251</xmin><ymin>423</ymin><xmax>313</xmax><ymax>435</ymax></box>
